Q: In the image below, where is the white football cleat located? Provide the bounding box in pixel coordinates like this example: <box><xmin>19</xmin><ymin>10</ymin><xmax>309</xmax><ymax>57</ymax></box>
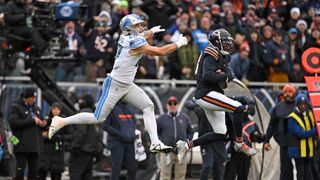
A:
<box><xmin>48</xmin><ymin>116</ymin><xmax>65</xmax><ymax>139</ymax></box>
<box><xmin>234</xmin><ymin>141</ymin><xmax>257</xmax><ymax>156</ymax></box>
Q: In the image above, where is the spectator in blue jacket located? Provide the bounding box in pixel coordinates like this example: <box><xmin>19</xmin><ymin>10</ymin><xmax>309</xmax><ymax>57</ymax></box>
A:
<box><xmin>157</xmin><ymin>96</ymin><xmax>194</xmax><ymax>180</ymax></box>
<box><xmin>230</xmin><ymin>41</ymin><xmax>251</xmax><ymax>81</ymax></box>
<box><xmin>103</xmin><ymin>100</ymin><xmax>137</xmax><ymax>180</ymax></box>
<box><xmin>287</xmin><ymin>93</ymin><xmax>318</xmax><ymax>180</ymax></box>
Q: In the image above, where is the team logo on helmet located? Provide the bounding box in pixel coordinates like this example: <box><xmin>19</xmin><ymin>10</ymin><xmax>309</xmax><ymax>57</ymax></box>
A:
<box><xmin>119</xmin><ymin>14</ymin><xmax>145</xmax><ymax>35</ymax></box>
<box><xmin>209</xmin><ymin>29</ymin><xmax>234</xmax><ymax>55</ymax></box>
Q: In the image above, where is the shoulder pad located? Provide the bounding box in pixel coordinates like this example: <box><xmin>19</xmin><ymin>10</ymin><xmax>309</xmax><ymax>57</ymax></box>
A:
<box><xmin>129</xmin><ymin>35</ymin><xmax>147</xmax><ymax>49</ymax></box>
<box><xmin>204</xmin><ymin>46</ymin><xmax>219</xmax><ymax>60</ymax></box>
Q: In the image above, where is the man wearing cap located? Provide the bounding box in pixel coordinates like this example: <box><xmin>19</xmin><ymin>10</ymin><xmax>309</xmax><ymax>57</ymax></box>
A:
<box><xmin>156</xmin><ymin>96</ymin><xmax>194</xmax><ymax>180</ymax></box>
<box><xmin>8</xmin><ymin>87</ymin><xmax>46</xmax><ymax>180</ymax></box>
<box><xmin>264</xmin><ymin>83</ymin><xmax>297</xmax><ymax>180</ymax></box>
<box><xmin>287</xmin><ymin>93</ymin><xmax>318</xmax><ymax>180</ymax></box>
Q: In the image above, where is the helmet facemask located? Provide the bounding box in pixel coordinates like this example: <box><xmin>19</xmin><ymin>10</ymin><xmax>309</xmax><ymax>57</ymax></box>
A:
<box><xmin>219</xmin><ymin>35</ymin><xmax>233</xmax><ymax>55</ymax></box>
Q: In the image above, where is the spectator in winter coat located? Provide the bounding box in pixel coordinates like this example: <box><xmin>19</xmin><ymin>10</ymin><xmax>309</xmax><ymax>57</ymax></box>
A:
<box><xmin>8</xmin><ymin>88</ymin><xmax>46</xmax><ymax>180</ymax></box>
<box><xmin>38</xmin><ymin>102</ymin><xmax>72</xmax><ymax>180</ymax></box>
<box><xmin>104</xmin><ymin>100</ymin><xmax>137</xmax><ymax>180</ymax></box>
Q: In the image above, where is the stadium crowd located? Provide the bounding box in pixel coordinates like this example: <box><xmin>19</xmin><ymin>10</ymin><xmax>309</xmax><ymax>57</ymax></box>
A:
<box><xmin>0</xmin><ymin>0</ymin><xmax>319</xmax><ymax>83</ymax></box>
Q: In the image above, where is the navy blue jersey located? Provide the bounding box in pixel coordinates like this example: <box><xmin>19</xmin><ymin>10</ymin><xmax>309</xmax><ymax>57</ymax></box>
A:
<box><xmin>194</xmin><ymin>44</ymin><xmax>232</xmax><ymax>99</ymax></box>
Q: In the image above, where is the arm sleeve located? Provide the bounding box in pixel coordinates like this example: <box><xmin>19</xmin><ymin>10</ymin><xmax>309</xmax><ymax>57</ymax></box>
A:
<box><xmin>202</xmin><ymin>55</ymin><xmax>228</xmax><ymax>84</ymax></box>
<box><xmin>288</xmin><ymin>118</ymin><xmax>317</xmax><ymax>139</ymax></box>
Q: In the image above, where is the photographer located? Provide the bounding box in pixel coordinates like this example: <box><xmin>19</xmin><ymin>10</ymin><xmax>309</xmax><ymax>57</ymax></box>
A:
<box><xmin>4</xmin><ymin>0</ymin><xmax>47</xmax><ymax>56</ymax></box>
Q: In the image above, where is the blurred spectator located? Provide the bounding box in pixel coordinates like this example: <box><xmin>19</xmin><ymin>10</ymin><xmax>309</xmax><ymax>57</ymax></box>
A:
<box><xmin>286</xmin><ymin>7</ymin><xmax>301</xmax><ymax>30</ymax></box>
<box><xmin>246</xmin><ymin>29</ymin><xmax>268</xmax><ymax>82</ymax></box>
<box><xmin>82</xmin><ymin>16</ymin><xmax>114</xmax><ymax>81</ymax></box>
<box><xmin>230</xmin><ymin>41</ymin><xmax>250</xmax><ymax>81</ymax></box>
<box><xmin>131</xmin><ymin>0</ymin><xmax>149</xmax><ymax>24</ymax></box>
<box><xmin>103</xmin><ymin>100</ymin><xmax>137</xmax><ymax>180</ymax></box>
<box><xmin>210</xmin><ymin>4</ymin><xmax>223</xmax><ymax>30</ymax></box>
<box><xmin>287</xmin><ymin>28</ymin><xmax>305</xmax><ymax>82</ymax></box>
<box><xmin>304</xmin><ymin>27</ymin><xmax>320</xmax><ymax>49</ymax></box>
<box><xmin>194</xmin><ymin>0</ymin><xmax>209</xmax><ymax>22</ymax></box>
<box><xmin>287</xmin><ymin>93</ymin><xmax>318</xmax><ymax>180</ymax></box>
<box><xmin>141</xmin><ymin>0</ymin><xmax>178</xmax><ymax>41</ymax></box>
<box><xmin>264</xmin><ymin>83</ymin><xmax>297</xmax><ymax>180</ymax></box>
<box><xmin>38</xmin><ymin>102</ymin><xmax>72</xmax><ymax>180</ymax></box>
<box><xmin>263</xmin><ymin>29</ymin><xmax>292</xmax><ymax>82</ymax></box>
<box><xmin>273</xmin><ymin>17</ymin><xmax>288</xmax><ymax>43</ymax></box>
<box><xmin>8</xmin><ymin>88</ymin><xmax>46</xmax><ymax>180</ymax></box>
<box><xmin>157</xmin><ymin>96</ymin><xmax>193</xmax><ymax>180</ymax></box>
<box><xmin>55</xmin><ymin>21</ymin><xmax>85</xmax><ymax>82</ymax></box>
<box><xmin>168</xmin><ymin>30</ymin><xmax>199</xmax><ymax>80</ymax></box>
<box><xmin>287</xmin><ymin>28</ymin><xmax>301</xmax><ymax>63</ymax></box>
<box><xmin>296</xmin><ymin>19</ymin><xmax>310</xmax><ymax>50</ymax></box>
<box><xmin>69</xmin><ymin>94</ymin><xmax>100</xmax><ymax>180</ymax></box>
<box><xmin>223</xmin><ymin>10</ymin><xmax>241</xmax><ymax>37</ymax></box>
<box><xmin>309</xmin><ymin>9</ymin><xmax>320</xmax><ymax>32</ymax></box>
<box><xmin>192</xmin><ymin>16</ymin><xmax>211</xmax><ymax>52</ymax></box>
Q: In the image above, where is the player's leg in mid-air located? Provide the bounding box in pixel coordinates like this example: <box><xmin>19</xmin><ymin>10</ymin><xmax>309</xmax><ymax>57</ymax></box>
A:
<box><xmin>123</xmin><ymin>83</ymin><xmax>173</xmax><ymax>153</ymax></box>
<box><xmin>177</xmin><ymin>91</ymin><xmax>257</xmax><ymax>162</ymax></box>
<box><xmin>49</xmin><ymin>76</ymin><xmax>126</xmax><ymax>138</ymax></box>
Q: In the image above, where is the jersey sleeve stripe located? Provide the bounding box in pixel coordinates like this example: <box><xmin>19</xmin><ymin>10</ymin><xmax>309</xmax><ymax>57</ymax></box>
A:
<box><xmin>204</xmin><ymin>48</ymin><xmax>219</xmax><ymax>60</ymax></box>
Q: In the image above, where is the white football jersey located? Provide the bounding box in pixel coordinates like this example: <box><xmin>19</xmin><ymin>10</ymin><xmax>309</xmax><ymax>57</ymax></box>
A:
<box><xmin>110</xmin><ymin>34</ymin><xmax>147</xmax><ymax>84</ymax></box>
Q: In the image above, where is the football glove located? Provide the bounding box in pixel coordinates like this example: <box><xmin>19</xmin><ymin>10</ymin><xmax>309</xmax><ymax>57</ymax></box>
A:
<box><xmin>175</xmin><ymin>34</ymin><xmax>188</xmax><ymax>48</ymax></box>
<box><xmin>150</xmin><ymin>25</ymin><xmax>165</xmax><ymax>34</ymax></box>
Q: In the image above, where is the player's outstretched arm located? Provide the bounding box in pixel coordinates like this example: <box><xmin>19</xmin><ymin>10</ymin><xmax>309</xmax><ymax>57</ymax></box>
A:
<box><xmin>131</xmin><ymin>35</ymin><xmax>187</xmax><ymax>56</ymax></box>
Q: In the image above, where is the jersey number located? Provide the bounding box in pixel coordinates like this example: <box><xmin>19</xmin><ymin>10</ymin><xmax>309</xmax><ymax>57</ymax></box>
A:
<box><xmin>115</xmin><ymin>44</ymin><xmax>123</xmax><ymax>59</ymax></box>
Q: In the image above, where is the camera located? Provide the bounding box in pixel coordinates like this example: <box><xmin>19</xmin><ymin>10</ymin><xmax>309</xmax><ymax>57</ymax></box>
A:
<box><xmin>31</xmin><ymin>0</ymin><xmax>88</xmax><ymax>54</ymax></box>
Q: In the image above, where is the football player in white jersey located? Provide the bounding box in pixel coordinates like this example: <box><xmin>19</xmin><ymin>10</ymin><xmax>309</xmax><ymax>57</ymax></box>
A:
<box><xmin>48</xmin><ymin>14</ymin><xmax>188</xmax><ymax>153</ymax></box>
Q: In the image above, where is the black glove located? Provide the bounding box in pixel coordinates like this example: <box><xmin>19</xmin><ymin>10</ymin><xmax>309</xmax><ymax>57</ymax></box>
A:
<box><xmin>223</xmin><ymin>65</ymin><xmax>235</xmax><ymax>82</ymax></box>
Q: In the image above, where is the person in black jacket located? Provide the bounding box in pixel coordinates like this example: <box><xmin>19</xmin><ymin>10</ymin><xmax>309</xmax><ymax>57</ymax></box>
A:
<box><xmin>38</xmin><ymin>102</ymin><xmax>72</xmax><ymax>180</ymax></box>
<box><xmin>264</xmin><ymin>83</ymin><xmax>297</xmax><ymax>180</ymax></box>
<box><xmin>69</xmin><ymin>94</ymin><xmax>100</xmax><ymax>180</ymax></box>
<box><xmin>103</xmin><ymin>100</ymin><xmax>137</xmax><ymax>180</ymax></box>
<box><xmin>8</xmin><ymin>88</ymin><xmax>47</xmax><ymax>180</ymax></box>
<box><xmin>4</xmin><ymin>0</ymin><xmax>47</xmax><ymax>55</ymax></box>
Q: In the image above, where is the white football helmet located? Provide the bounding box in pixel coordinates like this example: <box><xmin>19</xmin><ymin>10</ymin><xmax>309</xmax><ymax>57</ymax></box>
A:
<box><xmin>119</xmin><ymin>14</ymin><xmax>145</xmax><ymax>35</ymax></box>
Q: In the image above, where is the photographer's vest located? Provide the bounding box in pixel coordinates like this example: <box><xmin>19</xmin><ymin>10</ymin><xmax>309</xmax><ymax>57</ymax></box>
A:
<box><xmin>288</xmin><ymin>111</ymin><xmax>315</xmax><ymax>157</ymax></box>
<box><xmin>242</xmin><ymin>120</ymin><xmax>255</xmax><ymax>147</ymax></box>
